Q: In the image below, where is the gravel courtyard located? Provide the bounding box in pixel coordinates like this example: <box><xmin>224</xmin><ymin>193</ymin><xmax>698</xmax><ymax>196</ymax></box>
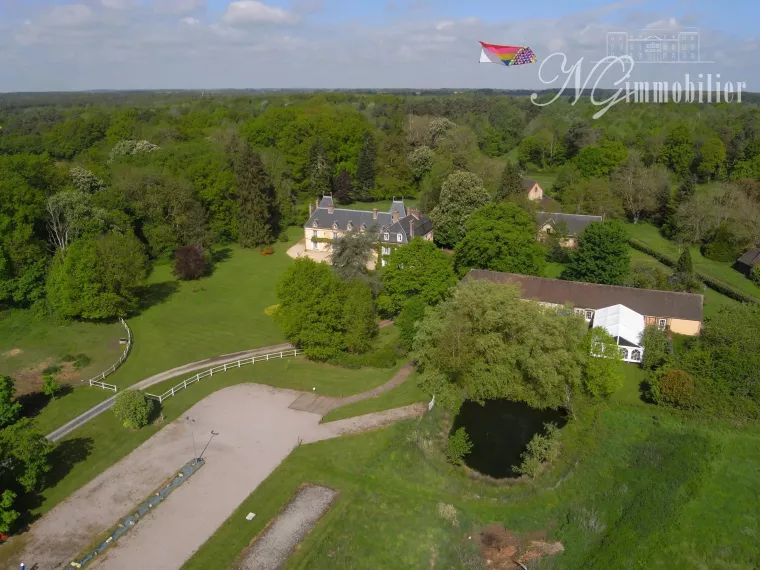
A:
<box><xmin>8</xmin><ymin>383</ymin><xmax>424</xmax><ymax>570</ymax></box>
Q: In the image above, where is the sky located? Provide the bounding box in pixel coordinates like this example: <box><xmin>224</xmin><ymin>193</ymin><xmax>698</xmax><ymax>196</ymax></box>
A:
<box><xmin>0</xmin><ymin>0</ymin><xmax>757</xmax><ymax>92</ymax></box>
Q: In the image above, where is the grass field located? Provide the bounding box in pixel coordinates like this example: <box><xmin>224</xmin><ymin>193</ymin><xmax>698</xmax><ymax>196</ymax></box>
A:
<box><xmin>625</xmin><ymin>222</ymin><xmax>760</xmax><ymax>300</ymax></box>
<box><xmin>19</xmin><ymin>357</ymin><xmax>403</xmax><ymax>526</ymax></box>
<box><xmin>350</xmin><ymin>199</ymin><xmax>420</xmax><ymax>213</ymax></box>
<box><xmin>184</xmin><ymin>400</ymin><xmax>760</xmax><ymax>570</ymax></box>
<box><xmin>321</xmin><ymin>370</ymin><xmax>427</xmax><ymax>422</ymax></box>
<box><xmin>23</xmin><ymin>230</ymin><xmax>301</xmax><ymax>433</ymax></box>
<box><xmin>0</xmin><ymin>310</ymin><xmax>123</xmax><ymax>392</ymax></box>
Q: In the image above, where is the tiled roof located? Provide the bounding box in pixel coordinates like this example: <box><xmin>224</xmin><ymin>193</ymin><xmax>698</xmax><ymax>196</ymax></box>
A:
<box><xmin>464</xmin><ymin>270</ymin><xmax>704</xmax><ymax>321</ymax></box>
<box><xmin>737</xmin><ymin>248</ymin><xmax>760</xmax><ymax>268</ymax></box>
<box><xmin>536</xmin><ymin>212</ymin><xmax>603</xmax><ymax>236</ymax></box>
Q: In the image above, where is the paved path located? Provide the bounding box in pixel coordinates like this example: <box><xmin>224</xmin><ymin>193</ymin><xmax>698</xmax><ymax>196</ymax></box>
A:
<box><xmin>289</xmin><ymin>362</ymin><xmax>414</xmax><ymax>416</ymax></box>
<box><xmin>45</xmin><ymin>343</ymin><xmax>293</xmax><ymax>442</ymax></box>
<box><xmin>8</xmin><ymin>384</ymin><xmax>425</xmax><ymax>570</ymax></box>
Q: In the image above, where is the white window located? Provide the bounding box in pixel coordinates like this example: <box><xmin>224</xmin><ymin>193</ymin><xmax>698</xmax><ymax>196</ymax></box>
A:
<box><xmin>575</xmin><ymin>308</ymin><xmax>584</xmax><ymax>317</ymax></box>
<box><xmin>396</xmin><ymin>233</ymin><xmax>402</xmax><ymax>242</ymax></box>
<box><xmin>383</xmin><ymin>232</ymin><xmax>389</xmax><ymax>240</ymax></box>
<box><xmin>631</xmin><ymin>349</ymin><xmax>642</xmax><ymax>362</ymax></box>
<box><xmin>585</xmin><ymin>310</ymin><xmax>593</xmax><ymax>320</ymax></box>
<box><xmin>333</xmin><ymin>231</ymin><xmax>338</xmax><ymax>240</ymax></box>
<box><xmin>381</xmin><ymin>258</ymin><xmax>387</xmax><ymax>267</ymax></box>
<box><xmin>312</xmin><ymin>221</ymin><xmax>318</xmax><ymax>228</ymax></box>
<box><xmin>620</xmin><ymin>347</ymin><xmax>629</xmax><ymax>360</ymax></box>
<box><xmin>312</xmin><ymin>230</ymin><xmax>318</xmax><ymax>238</ymax></box>
<box><xmin>658</xmin><ymin>318</ymin><xmax>667</xmax><ymax>331</ymax></box>
<box><xmin>382</xmin><ymin>247</ymin><xmax>390</xmax><ymax>255</ymax></box>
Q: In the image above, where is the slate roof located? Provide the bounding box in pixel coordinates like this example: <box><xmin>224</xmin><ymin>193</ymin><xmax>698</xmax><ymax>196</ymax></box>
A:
<box><xmin>522</xmin><ymin>178</ymin><xmax>538</xmax><ymax>189</ymax></box>
<box><xmin>536</xmin><ymin>212</ymin><xmax>603</xmax><ymax>236</ymax></box>
<box><xmin>464</xmin><ymin>270</ymin><xmax>704</xmax><ymax>321</ymax></box>
<box><xmin>737</xmin><ymin>248</ymin><xmax>760</xmax><ymax>268</ymax></box>
<box><xmin>304</xmin><ymin>197</ymin><xmax>431</xmax><ymax>245</ymax></box>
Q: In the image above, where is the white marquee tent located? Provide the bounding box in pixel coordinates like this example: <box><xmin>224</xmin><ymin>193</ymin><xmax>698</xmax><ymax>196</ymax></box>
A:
<box><xmin>592</xmin><ymin>304</ymin><xmax>646</xmax><ymax>363</ymax></box>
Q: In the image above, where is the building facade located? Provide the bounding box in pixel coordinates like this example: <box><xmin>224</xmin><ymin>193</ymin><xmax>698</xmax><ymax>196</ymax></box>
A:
<box><xmin>303</xmin><ymin>196</ymin><xmax>434</xmax><ymax>267</ymax></box>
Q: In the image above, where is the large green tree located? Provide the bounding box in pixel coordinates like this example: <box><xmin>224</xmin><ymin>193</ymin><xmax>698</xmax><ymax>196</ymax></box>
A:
<box><xmin>377</xmin><ymin>238</ymin><xmax>457</xmax><ymax>315</ymax></box>
<box><xmin>46</xmin><ymin>232</ymin><xmax>149</xmax><ymax>319</ymax></box>
<box><xmin>581</xmin><ymin>328</ymin><xmax>624</xmax><ymax>397</ymax></box>
<box><xmin>562</xmin><ymin>221</ymin><xmax>631</xmax><ymax>285</ymax></box>
<box><xmin>236</xmin><ymin>144</ymin><xmax>276</xmax><ymax>248</ymax></box>
<box><xmin>275</xmin><ymin>258</ymin><xmax>347</xmax><ymax>361</ymax></box>
<box><xmin>342</xmin><ymin>280</ymin><xmax>377</xmax><ymax>354</ymax></box>
<box><xmin>430</xmin><ymin>171</ymin><xmax>491</xmax><ymax>248</ymax></box>
<box><xmin>306</xmin><ymin>137</ymin><xmax>333</xmax><ymax>197</ymax></box>
<box><xmin>453</xmin><ymin>203</ymin><xmax>546</xmax><ymax>276</ymax></box>
<box><xmin>661</xmin><ymin>125</ymin><xmax>695</xmax><ymax>177</ymax></box>
<box><xmin>330</xmin><ymin>228</ymin><xmax>378</xmax><ymax>289</ymax></box>
<box><xmin>414</xmin><ymin>280</ymin><xmax>587</xmax><ymax>411</ymax></box>
<box><xmin>355</xmin><ymin>131</ymin><xmax>377</xmax><ymax>199</ymax></box>
<box><xmin>0</xmin><ymin>376</ymin><xmax>21</xmax><ymax>429</ymax></box>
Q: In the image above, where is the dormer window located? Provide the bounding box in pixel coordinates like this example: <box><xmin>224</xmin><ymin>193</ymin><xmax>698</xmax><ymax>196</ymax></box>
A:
<box><xmin>383</xmin><ymin>232</ymin><xmax>389</xmax><ymax>240</ymax></box>
<box><xmin>396</xmin><ymin>233</ymin><xmax>402</xmax><ymax>242</ymax></box>
<box><xmin>347</xmin><ymin>221</ymin><xmax>353</xmax><ymax>231</ymax></box>
<box><xmin>360</xmin><ymin>223</ymin><xmax>367</xmax><ymax>232</ymax></box>
<box><xmin>312</xmin><ymin>220</ymin><xmax>319</xmax><ymax>228</ymax></box>
<box><xmin>332</xmin><ymin>221</ymin><xmax>339</xmax><ymax>230</ymax></box>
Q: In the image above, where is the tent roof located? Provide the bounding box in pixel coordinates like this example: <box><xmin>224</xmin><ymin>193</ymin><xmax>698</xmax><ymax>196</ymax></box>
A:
<box><xmin>593</xmin><ymin>304</ymin><xmax>645</xmax><ymax>347</ymax></box>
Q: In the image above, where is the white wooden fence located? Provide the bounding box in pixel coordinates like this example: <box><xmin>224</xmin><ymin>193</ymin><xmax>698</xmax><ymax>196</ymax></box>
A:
<box><xmin>87</xmin><ymin>317</ymin><xmax>131</xmax><ymax>392</ymax></box>
<box><xmin>144</xmin><ymin>348</ymin><xmax>303</xmax><ymax>404</ymax></box>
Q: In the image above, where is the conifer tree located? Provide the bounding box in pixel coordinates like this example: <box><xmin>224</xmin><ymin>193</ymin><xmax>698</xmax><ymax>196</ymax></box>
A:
<box><xmin>307</xmin><ymin>138</ymin><xmax>333</xmax><ymax>197</ymax></box>
<box><xmin>676</xmin><ymin>247</ymin><xmax>694</xmax><ymax>274</ymax></box>
<box><xmin>496</xmin><ymin>161</ymin><xmax>524</xmax><ymax>200</ymax></box>
<box><xmin>355</xmin><ymin>131</ymin><xmax>377</xmax><ymax>200</ymax></box>
<box><xmin>333</xmin><ymin>170</ymin><xmax>354</xmax><ymax>205</ymax></box>
<box><xmin>236</xmin><ymin>143</ymin><xmax>275</xmax><ymax>248</ymax></box>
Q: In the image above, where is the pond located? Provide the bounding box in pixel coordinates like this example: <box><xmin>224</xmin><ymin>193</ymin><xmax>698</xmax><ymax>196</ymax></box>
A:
<box><xmin>451</xmin><ymin>399</ymin><xmax>567</xmax><ymax>479</ymax></box>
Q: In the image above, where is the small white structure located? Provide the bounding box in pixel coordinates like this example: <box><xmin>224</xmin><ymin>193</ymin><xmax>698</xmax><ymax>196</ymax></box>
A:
<box><xmin>592</xmin><ymin>304</ymin><xmax>645</xmax><ymax>363</ymax></box>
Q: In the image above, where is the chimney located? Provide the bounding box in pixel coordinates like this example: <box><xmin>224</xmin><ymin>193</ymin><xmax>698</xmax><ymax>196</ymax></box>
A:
<box><xmin>392</xmin><ymin>209</ymin><xmax>399</xmax><ymax>224</ymax></box>
<box><xmin>372</xmin><ymin>208</ymin><xmax>378</xmax><ymax>220</ymax></box>
<box><xmin>328</xmin><ymin>203</ymin><xmax>334</xmax><ymax>214</ymax></box>
<box><xmin>409</xmin><ymin>219</ymin><xmax>415</xmax><ymax>239</ymax></box>
<box><xmin>315</xmin><ymin>198</ymin><xmax>319</xmax><ymax>210</ymax></box>
<box><xmin>409</xmin><ymin>207</ymin><xmax>420</xmax><ymax>220</ymax></box>
<box><xmin>309</xmin><ymin>202</ymin><xmax>314</xmax><ymax>217</ymax></box>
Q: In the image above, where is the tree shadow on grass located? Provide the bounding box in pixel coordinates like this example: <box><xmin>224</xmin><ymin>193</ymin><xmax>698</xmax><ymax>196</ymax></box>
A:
<box><xmin>17</xmin><ymin>386</ymin><xmax>73</xmax><ymax>420</ymax></box>
<box><xmin>135</xmin><ymin>281</ymin><xmax>180</xmax><ymax>314</ymax></box>
<box><xmin>211</xmin><ymin>247</ymin><xmax>232</xmax><ymax>264</ymax></box>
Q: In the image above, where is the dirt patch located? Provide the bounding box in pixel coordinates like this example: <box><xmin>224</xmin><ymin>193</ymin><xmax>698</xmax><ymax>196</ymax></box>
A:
<box><xmin>3</xmin><ymin>348</ymin><xmax>23</xmax><ymax>357</ymax></box>
<box><xmin>473</xmin><ymin>524</ymin><xmax>564</xmax><ymax>569</ymax></box>
<box><xmin>11</xmin><ymin>360</ymin><xmax>82</xmax><ymax>396</ymax></box>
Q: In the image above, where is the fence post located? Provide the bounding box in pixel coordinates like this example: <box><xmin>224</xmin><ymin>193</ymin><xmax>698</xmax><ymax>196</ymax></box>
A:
<box><xmin>238</xmin><ymin>361</ymin><xmax>241</xmax><ymax>368</ymax></box>
<box><xmin>224</xmin><ymin>363</ymin><xmax>227</xmax><ymax>372</ymax></box>
<box><xmin>171</xmin><ymin>387</ymin><xmax>175</xmax><ymax>396</ymax></box>
<box><xmin>184</xmin><ymin>379</ymin><xmax>188</xmax><ymax>389</ymax></box>
<box><xmin>210</xmin><ymin>368</ymin><xmax>213</xmax><ymax>376</ymax></box>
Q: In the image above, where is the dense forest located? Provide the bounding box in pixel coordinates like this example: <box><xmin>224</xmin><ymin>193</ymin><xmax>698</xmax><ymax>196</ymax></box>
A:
<box><xmin>2</xmin><ymin>89</ymin><xmax>760</xmax><ymax>320</ymax></box>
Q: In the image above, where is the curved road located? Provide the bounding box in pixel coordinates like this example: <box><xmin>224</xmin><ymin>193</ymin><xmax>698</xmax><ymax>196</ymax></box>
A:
<box><xmin>46</xmin><ymin>343</ymin><xmax>294</xmax><ymax>442</ymax></box>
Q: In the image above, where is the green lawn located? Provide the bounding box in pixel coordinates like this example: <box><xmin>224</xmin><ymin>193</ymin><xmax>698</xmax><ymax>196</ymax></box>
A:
<box><xmin>19</xmin><ymin>358</ymin><xmax>402</xmax><ymax>528</ymax></box>
<box><xmin>525</xmin><ymin>171</ymin><xmax>557</xmax><ymax>192</ymax></box>
<box><xmin>26</xmin><ymin>231</ymin><xmax>301</xmax><ymax>433</ymax></box>
<box><xmin>350</xmin><ymin>199</ymin><xmax>420</xmax><ymax>213</ymax></box>
<box><xmin>184</xmin><ymin>403</ymin><xmax>760</xmax><ymax>570</ymax></box>
<box><xmin>544</xmin><ymin>262</ymin><xmax>565</xmax><ymax>279</ymax></box>
<box><xmin>0</xmin><ymin>310</ymin><xmax>123</xmax><ymax>391</ymax></box>
<box><xmin>625</xmin><ymin>222</ymin><xmax>760</xmax><ymax>300</ymax></box>
<box><xmin>611</xmin><ymin>362</ymin><xmax>647</xmax><ymax>407</ymax></box>
<box><xmin>321</xmin><ymin>370</ymin><xmax>427</xmax><ymax>422</ymax></box>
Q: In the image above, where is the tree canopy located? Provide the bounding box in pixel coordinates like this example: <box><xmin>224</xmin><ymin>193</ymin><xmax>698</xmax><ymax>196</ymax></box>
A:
<box><xmin>430</xmin><ymin>171</ymin><xmax>491</xmax><ymax>248</ymax></box>
<box><xmin>562</xmin><ymin>221</ymin><xmax>631</xmax><ymax>285</ymax></box>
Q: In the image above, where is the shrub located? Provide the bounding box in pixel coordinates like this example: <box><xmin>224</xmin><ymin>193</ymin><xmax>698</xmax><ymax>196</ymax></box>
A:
<box><xmin>259</xmin><ymin>246</ymin><xmax>274</xmax><ymax>256</ymax></box>
<box><xmin>516</xmin><ymin>422</ymin><xmax>562</xmax><ymax>479</ymax></box>
<box><xmin>278</xmin><ymin>233</ymin><xmax>290</xmax><ymax>243</ymax></box>
<box><xmin>172</xmin><ymin>244</ymin><xmax>211</xmax><ymax>281</ymax></box>
<box><xmin>264</xmin><ymin>304</ymin><xmax>280</xmax><ymax>317</ymax></box>
<box><xmin>751</xmin><ymin>264</ymin><xmax>760</xmax><ymax>286</ymax></box>
<box><xmin>396</xmin><ymin>296</ymin><xmax>427</xmax><ymax>350</ymax></box>
<box><xmin>112</xmin><ymin>390</ymin><xmax>155</xmax><ymax>429</ymax></box>
<box><xmin>445</xmin><ymin>427</ymin><xmax>473</xmax><ymax>466</ymax></box>
<box><xmin>41</xmin><ymin>364</ymin><xmax>62</xmax><ymax>376</ymax></box>
<box><xmin>41</xmin><ymin>375</ymin><xmax>62</xmax><ymax>399</ymax></box>
<box><xmin>701</xmin><ymin>225</ymin><xmax>742</xmax><ymax>262</ymax></box>
<box><xmin>62</xmin><ymin>353</ymin><xmax>92</xmax><ymax>370</ymax></box>
<box><xmin>659</xmin><ymin>369</ymin><xmax>695</xmax><ymax>408</ymax></box>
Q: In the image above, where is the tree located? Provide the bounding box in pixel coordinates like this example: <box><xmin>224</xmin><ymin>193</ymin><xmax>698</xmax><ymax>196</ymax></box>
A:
<box><xmin>562</xmin><ymin>221</ymin><xmax>630</xmax><ymax>285</ymax></box>
<box><xmin>0</xmin><ymin>376</ymin><xmax>21</xmax><ymax>429</ymax></box>
<box><xmin>46</xmin><ymin>233</ymin><xmax>149</xmax><ymax>319</ymax></box>
<box><xmin>276</xmin><ymin>258</ymin><xmax>347</xmax><ymax>361</ymax></box>
<box><xmin>572</xmin><ymin>140</ymin><xmax>627</xmax><ymax>178</ymax></box>
<box><xmin>237</xmin><ymin>144</ymin><xmax>276</xmax><ymax>248</ymax></box>
<box><xmin>41</xmin><ymin>375</ymin><xmax>62</xmax><ymax>399</ymax></box>
<box><xmin>0</xmin><ymin>419</ymin><xmax>53</xmax><ymax>534</ymax></box>
<box><xmin>453</xmin><ymin>203</ymin><xmax>546</xmax><ymax>276</ymax></box>
<box><xmin>561</xmin><ymin>178</ymin><xmax>623</xmax><ymax>218</ymax></box>
<box><xmin>306</xmin><ymin>137</ymin><xmax>333</xmax><ymax>197</ymax></box>
<box><xmin>496</xmin><ymin>161</ymin><xmax>524</xmax><ymax>200</ymax></box>
<box><xmin>659</xmin><ymin>369</ymin><xmax>696</xmax><ymax>408</ymax></box>
<box><xmin>377</xmin><ymin>238</ymin><xmax>457</xmax><ymax>315</ymax></box>
<box><xmin>46</xmin><ymin>190</ymin><xmax>106</xmax><ymax>253</ymax></box>
<box><xmin>674</xmin><ymin>192</ymin><xmax>718</xmax><ymax>244</ymax></box>
<box><xmin>751</xmin><ymin>264</ymin><xmax>760</xmax><ymax>286</ymax></box>
<box><xmin>173</xmin><ymin>244</ymin><xmax>211</xmax><ymax>280</ymax></box>
<box><xmin>428</xmin><ymin>117</ymin><xmax>456</xmax><ymax>147</ymax></box>
<box><xmin>355</xmin><ymin>132</ymin><xmax>377</xmax><ymax>199</ymax></box>
<box><xmin>430</xmin><ymin>172</ymin><xmax>491</xmax><ymax>248</ymax></box>
<box><xmin>332</xmin><ymin>170</ymin><xmax>354</xmax><ymax>205</ymax></box>
<box><xmin>581</xmin><ymin>328</ymin><xmax>624</xmax><ymax>397</ymax></box>
<box><xmin>697</xmin><ymin>135</ymin><xmax>726</xmax><ymax>181</ymax></box>
<box><xmin>69</xmin><ymin>166</ymin><xmax>104</xmax><ymax>194</ymax></box>
<box><xmin>112</xmin><ymin>390</ymin><xmax>154</xmax><ymax>429</ymax></box>
<box><xmin>330</xmin><ymin>228</ymin><xmax>378</xmax><ymax>289</ymax></box>
<box><xmin>342</xmin><ymin>280</ymin><xmax>377</xmax><ymax>354</ymax></box>
<box><xmin>445</xmin><ymin>427</ymin><xmax>473</xmax><ymax>466</ymax></box>
<box><xmin>641</xmin><ymin>325</ymin><xmax>672</xmax><ymax>372</ymax></box>
<box><xmin>611</xmin><ymin>153</ymin><xmax>657</xmax><ymax>223</ymax></box>
<box><xmin>676</xmin><ymin>248</ymin><xmax>694</xmax><ymax>274</ymax></box>
<box><xmin>396</xmin><ymin>296</ymin><xmax>427</xmax><ymax>350</ymax></box>
<box><xmin>661</xmin><ymin>125</ymin><xmax>695</xmax><ymax>177</ymax></box>
<box><xmin>675</xmin><ymin>174</ymin><xmax>697</xmax><ymax>204</ymax></box>
<box><xmin>408</xmin><ymin>146</ymin><xmax>435</xmax><ymax>181</ymax></box>
<box><xmin>414</xmin><ymin>280</ymin><xmax>587</xmax><ymax>412</ymax></box>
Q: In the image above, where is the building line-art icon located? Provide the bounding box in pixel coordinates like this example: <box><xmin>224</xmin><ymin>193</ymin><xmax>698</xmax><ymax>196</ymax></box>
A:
<box><xmin>603</xmin><ymin>28</ymin><xmax>713</xmax><ymax>64</ymax></box>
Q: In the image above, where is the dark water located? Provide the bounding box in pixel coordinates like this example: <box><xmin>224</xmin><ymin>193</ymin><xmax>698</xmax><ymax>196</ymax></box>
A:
<box><xmin>451</xmin><ymin>400</ymin><xmax>567</xmax><ymax>479</ymax></box>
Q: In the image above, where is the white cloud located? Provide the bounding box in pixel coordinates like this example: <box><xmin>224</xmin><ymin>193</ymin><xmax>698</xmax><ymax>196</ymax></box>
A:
<box><xmin>152</xmin><ymin>0</ymin><xmax>206</xmax><ymax>14</ymax></box>
<box><xmin>46</xmin><ymin>4</ymin><xmax>93</xmax><ymax>27</ymax></box>
<box><xmin>435</xmin><ymin>21</ymin><xmax>453</xmax><ymax>31</ymax></box>
<box><xmin>222</xmin><ymin>1</ymin><xmax>300</xmax><ymax>26</ymax></box>
<box><xmin>100</xmin><ymin>0</ymin><xmax>140</xmax><ymax>9</ymax></box>
<box><xmin>180</xmin><ymin>17</ymin><xmax>201</xmax><ymax>26</ymax></box>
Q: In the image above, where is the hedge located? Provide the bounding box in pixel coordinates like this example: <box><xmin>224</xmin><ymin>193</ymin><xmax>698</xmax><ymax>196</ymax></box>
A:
<box><xmin>628</xmin><ymin>237</ymin><xmax>760</xmax><ymax>305</ymax></box>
